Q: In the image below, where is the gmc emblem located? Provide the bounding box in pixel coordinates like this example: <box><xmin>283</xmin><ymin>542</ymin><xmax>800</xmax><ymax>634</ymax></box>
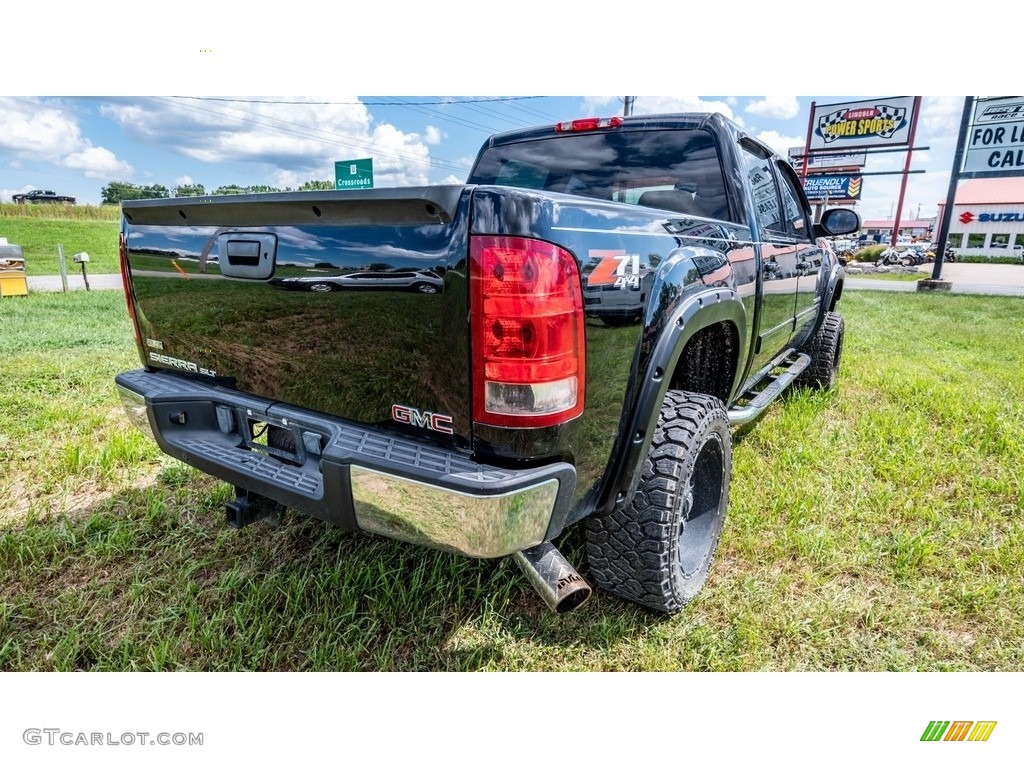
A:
<box><xmin>391</xmin><ymin>404</ymin><xmax>454</xmax><ymax>435</ymax></box>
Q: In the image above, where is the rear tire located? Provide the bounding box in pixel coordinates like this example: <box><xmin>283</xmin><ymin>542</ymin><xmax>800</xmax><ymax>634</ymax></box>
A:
<box><xmin>797</xmin><ymin>311</ymin><xmax>844</xmax><ymax>391</ymax></box>
<box><xmin>585</xmin><ymin>391</ymin><xmax>731</xmax><ymax>614</ymax></box>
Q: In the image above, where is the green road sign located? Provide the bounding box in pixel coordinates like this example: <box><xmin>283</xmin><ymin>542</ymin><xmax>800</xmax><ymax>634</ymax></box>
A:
<box><xmin>335</xmin><ymin>158</ymin><xmax>374</xmax><ymax>190</ymax></box>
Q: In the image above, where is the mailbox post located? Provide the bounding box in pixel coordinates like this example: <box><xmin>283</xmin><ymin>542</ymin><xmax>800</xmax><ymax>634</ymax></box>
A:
<box><xmin>73</xmin><ymin>251</ymin><xmax>90</xmax><ymax>291</ymax></box>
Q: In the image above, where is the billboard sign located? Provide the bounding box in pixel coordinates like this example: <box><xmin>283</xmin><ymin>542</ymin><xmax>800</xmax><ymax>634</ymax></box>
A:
<box><xmin>809</xmin><ymin>97</ymin><xmax>916</xmax><ymax>151</ymax></box>
<box><xmin>802</xmin><ymin>175</ymin><xmax>863</xmax><ymax>202</ymax></box>
<box><xmin>335</xmin><ymin>158</ymin><xmax>374</xmax><ymax>190</ymax></box>
<box><xmin>963</xmin><ymin>96</ymin><xmax>1024</xmax><ymax>174</ymax></box>
<box><xmin>788</xmin><ymin>148</ymin><xmax>866</xmax><ymax>171</ymax></box>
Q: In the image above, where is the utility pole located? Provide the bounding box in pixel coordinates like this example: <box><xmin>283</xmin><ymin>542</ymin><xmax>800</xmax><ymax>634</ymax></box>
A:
<box><xmin>623</xmin><ymin>97</ymin><xmax>635</xmax><ymax>117</ymax></box>
<box><xmin>928</xmin><ymin>97</ymin><xmax>974</xmax><ymax>284</ymax></box>
<box><xmin>888</xmin><ymin>96</ymin><xmax>923</xmax><ymax>247</ymax></box>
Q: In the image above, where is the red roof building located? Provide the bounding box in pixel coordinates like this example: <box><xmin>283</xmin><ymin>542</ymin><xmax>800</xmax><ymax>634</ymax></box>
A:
<box><xmin>860</xmin><ymin>219</ymin><xmax>934</xmax><ymax>242</ymax></box>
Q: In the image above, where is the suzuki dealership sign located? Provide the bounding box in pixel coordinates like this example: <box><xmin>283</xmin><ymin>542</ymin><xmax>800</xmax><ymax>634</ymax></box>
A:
<box><xmin>958</xmin><ymin>210</ymin><xmax>1024</xmax><ymax>224</ymax></box>
<box><xmin>963</xmin><ymin>97</ymin><xmax>1024</xmax><ymax>174</ymax></box>
<box><xmin>802</xmin><ymin>175</ymin><xmax>863</xmax><ymax>202</ymax></box>
<box><xmin>809</xmin><ymin>97</ymin><xmax>916</xmax><ymax>151</ymax></box>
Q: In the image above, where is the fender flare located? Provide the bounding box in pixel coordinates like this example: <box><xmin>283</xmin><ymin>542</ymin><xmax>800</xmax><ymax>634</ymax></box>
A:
<box><xmin>806</xmin><ymin>263</ymin><xmax>845</xmax><ymax>342</ymax></box>
<box><xmin>596</xmin><ymin>285</ymin><xmax>748</xmax><ymax>515</ymax></box>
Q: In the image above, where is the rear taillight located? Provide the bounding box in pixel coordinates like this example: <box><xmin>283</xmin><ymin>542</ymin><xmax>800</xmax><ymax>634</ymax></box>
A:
<box><xmin>470</xmin><ymin>236</ymin><xmax>585</xmax><ymax>428</ymax></box>
<box><xmin>119</xmin><ymin>233</ymin><xmax>143</xmax><ymax>346</ymax></box>
<box><xmin>554</xmin><ymin>116</ymin><xmax>623</xmax><ymax>133</ymax></box>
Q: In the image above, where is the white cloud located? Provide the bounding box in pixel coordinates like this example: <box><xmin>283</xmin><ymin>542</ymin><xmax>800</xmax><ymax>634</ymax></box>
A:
<box><xmin>424</xmin><ymin>126</ymin><xmax>442</xmax><ymax>145</ymax></box>
<box><xmin>272</xmin><ymin>169</ymin><xmax>309</xmax><ymax>190</ymax></box>
<box><xmin>174</xmin><ymin>175</ymin><xmax>195</xmax><ymax>187</ymax></box>
<box><xmin>0</xmin><ymin>97</ymin><xmax>134</xmax><ymax>185</ymax></box>
<box><xmin>746</xmin><ymin>96</ymin><xmax>800</xmax><ymax>120</ymax></box>
<box><xmin>99</xmin><ymin>97</ymin><xmax>439</xmax><ymax>187</ymax></box>
<box><xmin>756</xmin><ymin>130</ymin><xmax>806</xmax><ymax>157</ymax></box>
<box><xmin>63</xmin><ymin>146</ymin><xmax>134</xmax><ymax>179</ymax></box>
<box><xmin>0</xmin><ymin>98</ymin><xmax>83</xmax><ymax>158</ymax></box>
<box><xmin>919</xmin><ymin>96</ymin><xmax>965</xmax><ymax>149</ymax></box>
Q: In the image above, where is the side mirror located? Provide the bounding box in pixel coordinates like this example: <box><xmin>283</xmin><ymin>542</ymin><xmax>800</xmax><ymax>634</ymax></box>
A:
<box><xmin>72</xmin><ymin>252</ymin><xmax>90</xmax><ymax>263</ymax></box>
<box><xmin>816</xmin><ymin>208</ymin><xmax>860</xmax><ymax>237</ymax></box>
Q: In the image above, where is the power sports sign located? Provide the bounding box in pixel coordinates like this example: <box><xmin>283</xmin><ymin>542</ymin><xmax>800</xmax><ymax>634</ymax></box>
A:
<box><xmin>963</xmin><ymin>97</ymin><xmax>1024</xmax><ymax>174</ymax></box>
<box><xmin>809</xmin><ymin>97</ymin><xmax>916</xmax><ymax>151</ymax></box>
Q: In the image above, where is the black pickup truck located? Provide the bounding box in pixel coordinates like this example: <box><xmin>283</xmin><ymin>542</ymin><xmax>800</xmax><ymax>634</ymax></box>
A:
<box><xmin>115</xmin><ymin>113</ymin><xmax>858</xmax><ymax>614</ymax></box>
<box><xmin>12</xmin><ymin>189</ymin><xmax>76</xmax><ymax>204</ymax></box>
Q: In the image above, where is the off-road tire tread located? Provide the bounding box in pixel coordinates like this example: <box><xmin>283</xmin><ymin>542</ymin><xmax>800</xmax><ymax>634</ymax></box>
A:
<box><xmin>797</xmin><ymin>310</ymin><xmax>844</xmax><ymax>391</ymax></box>
<box><xmin>585</xmin><ymin>391</ymin><xmax>731</xmax><ymax>614</ymax></box>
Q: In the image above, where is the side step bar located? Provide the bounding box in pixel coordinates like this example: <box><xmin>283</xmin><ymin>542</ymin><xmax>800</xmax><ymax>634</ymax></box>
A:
<box><xmin>728</xmin><ymin>349</ymin><xmax>810</xmax><ymax>427</ymax></box>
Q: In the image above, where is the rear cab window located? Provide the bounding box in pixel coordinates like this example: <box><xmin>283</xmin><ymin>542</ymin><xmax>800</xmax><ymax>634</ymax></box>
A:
<box><xmin>469</xmin><ymin>127</ymin><xmax>736</xmax><ymax>223</ymax></box>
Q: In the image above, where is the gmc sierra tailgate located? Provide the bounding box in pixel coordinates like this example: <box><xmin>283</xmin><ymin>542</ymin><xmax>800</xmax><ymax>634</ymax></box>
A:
<box><xmin>120</xmin><ymin>187</ymin><xmax>473</xmax><ymax>444</ymax></box>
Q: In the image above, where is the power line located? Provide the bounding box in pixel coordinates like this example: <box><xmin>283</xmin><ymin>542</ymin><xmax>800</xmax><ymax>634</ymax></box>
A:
<box><xmin>375</xmin><ymin>96</ymin><xmax>509</xmax><ymax>136</ymax></box>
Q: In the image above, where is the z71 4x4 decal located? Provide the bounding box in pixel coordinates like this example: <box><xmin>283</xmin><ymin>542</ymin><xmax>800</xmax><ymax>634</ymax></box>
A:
<box><xmin>587</xmin><ymin>250</ymin><xmax>641</xmax><ymax>289</ymax></box>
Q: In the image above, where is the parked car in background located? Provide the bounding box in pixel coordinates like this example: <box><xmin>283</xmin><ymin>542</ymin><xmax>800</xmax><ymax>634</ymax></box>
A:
<box><xmin>11</xmin><ymin>189</ymin><xmax>76</xmax><ymax>204</ymax></box>
<box><xmin>270</xmin><ymin>269</ymin><xmax>444</xmax><ymax>293</ymax></box>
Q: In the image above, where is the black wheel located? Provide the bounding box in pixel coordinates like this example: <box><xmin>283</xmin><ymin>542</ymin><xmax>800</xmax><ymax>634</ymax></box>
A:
<box><xmin>307</xmin><ymin>282</ymin><xmax>335</xmax><ymax>293</ymax></box>
<box><xmin>585</xmin><ymin>391</ymin><xmax>731</xmax><ymax>614</ymax></box>
<box><xmin>797</xmin><ymin>310</ymin><xmax>844</xmax><ymax>391</ymax></box>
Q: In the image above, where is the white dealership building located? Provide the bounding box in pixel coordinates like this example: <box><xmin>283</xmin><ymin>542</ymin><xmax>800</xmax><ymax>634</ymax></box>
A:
<box><xmin>938</xmin><ymin>177</ymin><xmax>1024</xmax><ymax>251</ymax></box>
<box><xmin>860</xmin><ymin>177</ymin><xmax>1024</xmax><ymax>251</ymax></box>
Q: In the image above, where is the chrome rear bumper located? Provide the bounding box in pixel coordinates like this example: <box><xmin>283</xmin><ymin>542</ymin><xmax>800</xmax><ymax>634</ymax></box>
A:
<box><xmin>116</xmin><ymin>370</ymin><xmax>575</xmax><ymax>558</ymax></box>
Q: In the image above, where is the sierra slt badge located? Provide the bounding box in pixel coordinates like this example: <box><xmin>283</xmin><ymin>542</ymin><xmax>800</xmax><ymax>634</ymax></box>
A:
<box><xmin>148</xmin><ymin>352</ymin><xmax>217</xmax><ymax>377</ymax></box>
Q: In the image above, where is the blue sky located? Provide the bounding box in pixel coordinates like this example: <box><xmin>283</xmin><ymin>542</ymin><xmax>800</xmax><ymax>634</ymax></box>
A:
<box><xmin>0</xmin><ymin>94</ymin><xmax>969</xmax><ymax>222</ymax></box>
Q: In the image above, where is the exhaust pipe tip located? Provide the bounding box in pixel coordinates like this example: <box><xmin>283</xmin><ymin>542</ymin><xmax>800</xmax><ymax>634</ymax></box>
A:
<box><xmin>513</xmin><ymin>542</ymin><xmax>593</xmax><ymax>614</ymax></box>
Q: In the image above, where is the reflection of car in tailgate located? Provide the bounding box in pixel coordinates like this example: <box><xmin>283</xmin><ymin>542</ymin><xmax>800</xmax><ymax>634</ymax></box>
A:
<box><xmin>270</xmin><ymin>268</ymin><xmax>444</xmax><ymax>293</ymax></box>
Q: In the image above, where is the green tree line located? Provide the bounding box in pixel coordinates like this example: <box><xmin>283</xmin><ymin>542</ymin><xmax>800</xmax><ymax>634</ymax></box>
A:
<box><xmin>100</xmin><ymin>180</ymin><xmax>335</xmax><ymax>204</ymax></box>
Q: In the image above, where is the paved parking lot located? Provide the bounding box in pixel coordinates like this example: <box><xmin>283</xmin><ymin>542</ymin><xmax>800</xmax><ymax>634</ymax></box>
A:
<box><xmin>920</xmin><ymin>261</ymin><xmax>1023</xmax><ymax>284</ymax></box>
<box><xmin>842</xmin><ymin>262</ymin><xmax>1024</xmax><ymax>297</ymax></box>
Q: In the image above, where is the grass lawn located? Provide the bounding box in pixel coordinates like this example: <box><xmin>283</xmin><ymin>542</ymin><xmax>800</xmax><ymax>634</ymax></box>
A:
<box><xmin>847</xmin><ymin>270</ymin><xmax>926</xmax><ymax>281</ymax></box>
<box><xmin>1</xmin><ymin>289</ymin><xmax>1022</xmax><ymax>671</ymax></box>
<box><xmin>0</xmin><ymin>205</ymin><xmax>120</xmax><ymax>276</ymax></box>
